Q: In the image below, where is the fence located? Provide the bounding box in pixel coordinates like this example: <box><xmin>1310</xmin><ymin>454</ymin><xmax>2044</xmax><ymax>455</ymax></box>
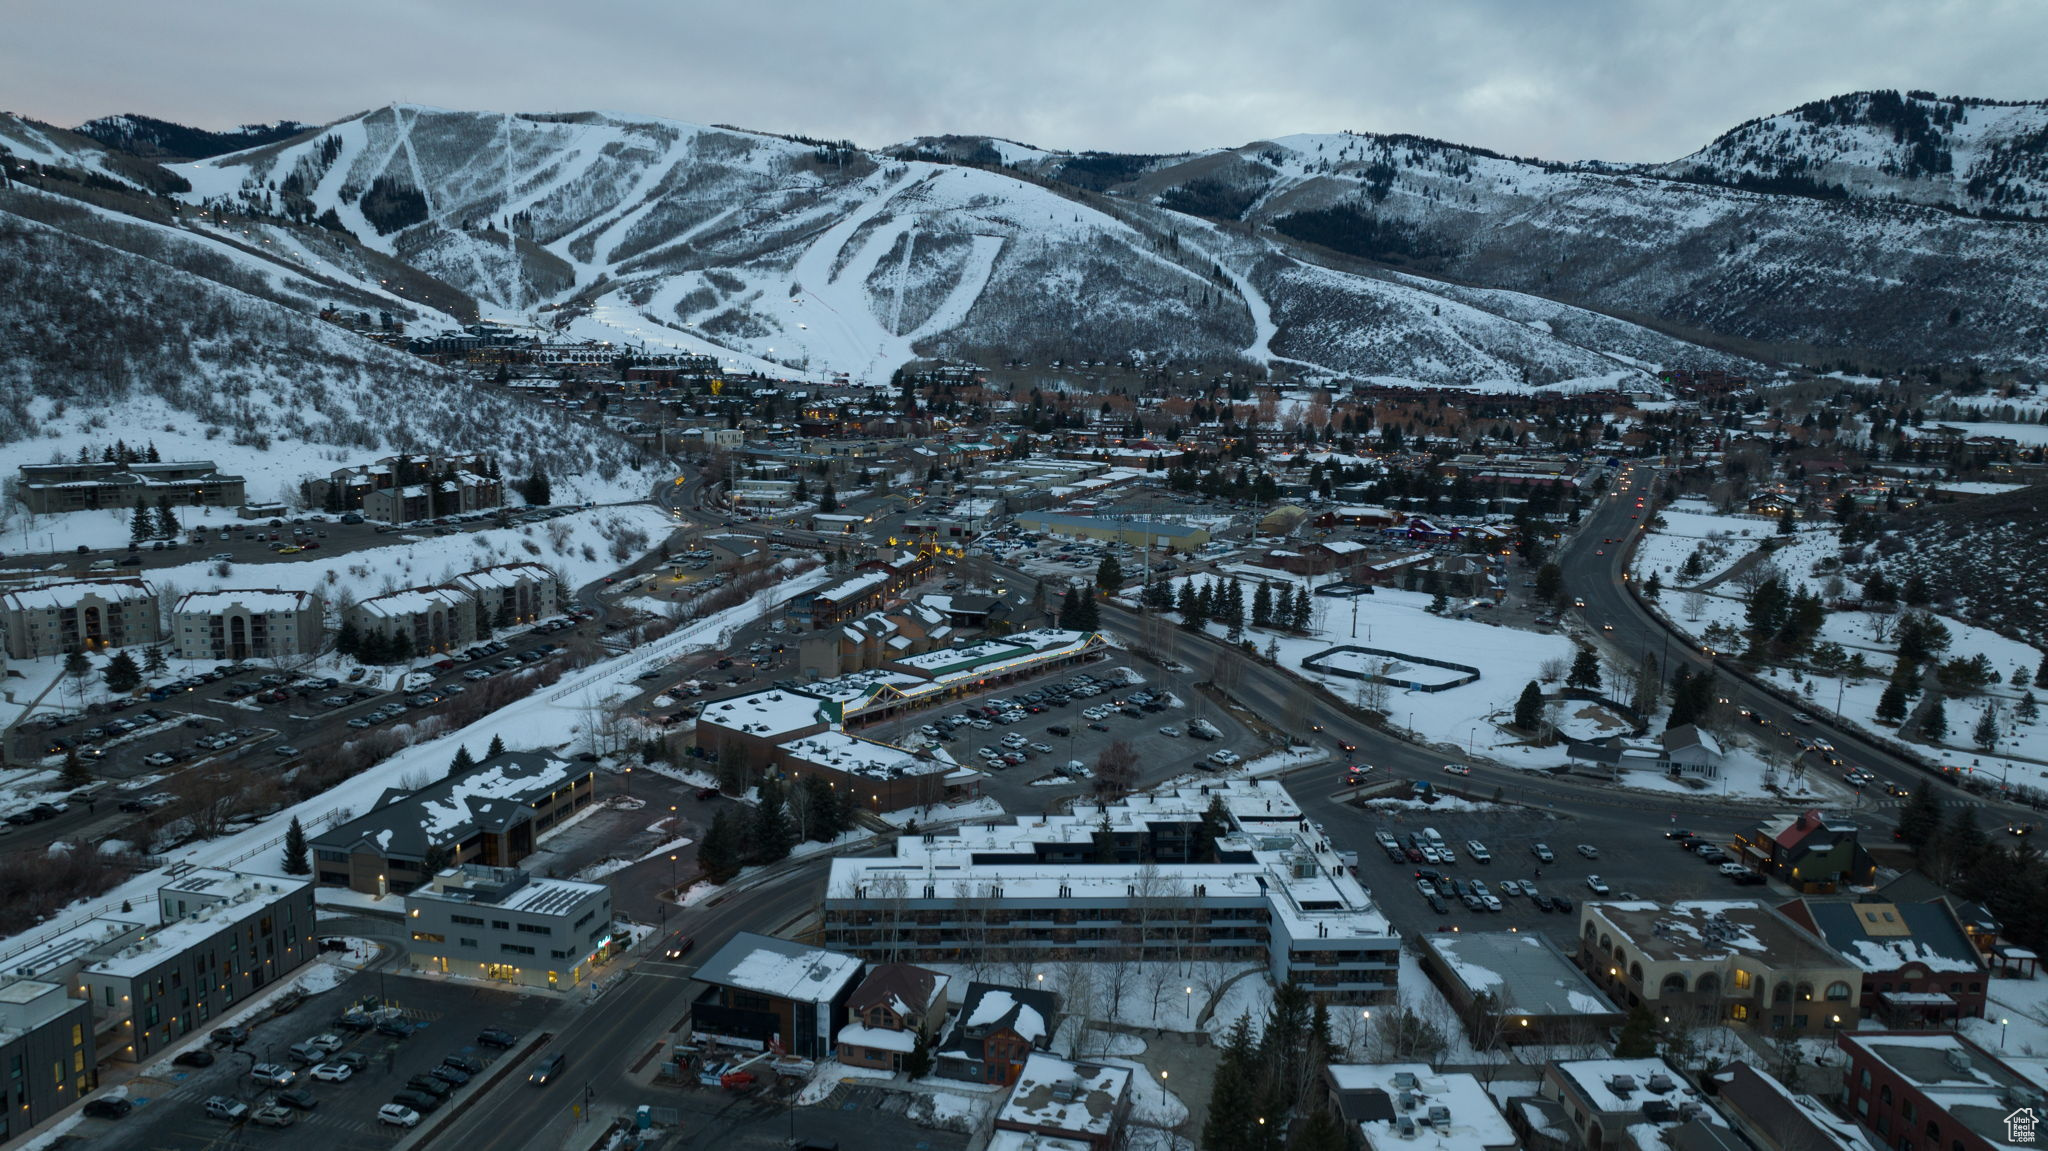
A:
<box><xmin>1301</xmin><ymin>645</ymin><xmax>1481</xmax><ymax>693</ymax></box>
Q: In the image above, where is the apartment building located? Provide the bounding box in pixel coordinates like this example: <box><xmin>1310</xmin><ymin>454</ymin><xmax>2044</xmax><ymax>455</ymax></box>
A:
<box><xmin>1</xmin><ymin>579</ymin><xmax>160</xmax><ymax>659</ymax></box>
<box><xmin>16</xmin><ymin>460</ymin><xmax>246</xmax><ymax>514</ymax></box>
<box><xmin>822</xmin><ymin>780</ymin><xmax>1398</xmax><ymax>999</ymax></box>
<box><xmin>169</xmin><ymin>589</ymin><xmax>324</xmax><ymax>661</ymax></box>
<box><xmin>347</xmin><ymin>584</ymin><xmax>477</xmax><ymax>657</ymax></box>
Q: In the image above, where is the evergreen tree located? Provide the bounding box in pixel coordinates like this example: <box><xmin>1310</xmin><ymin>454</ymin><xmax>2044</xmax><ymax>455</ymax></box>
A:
<box><xmin>281</xmin><ymin>816</ymin><xmax>311</xmax><ymax>876</ymax></box>
<box><xmin>1567</xmin><ymin>647</ymin><xmax>1602</xmax><ymax>691</ymax></box>
<box><xmin>698</xmin><ymin>810</ymin><xmax>742</xmax><ymax>882</ymax></box>
<box><xmin>2036</xmin><ymin>652</ymin><xmax>2048</xmax><ymax>688</ymax></box>
<box><xmin>1057</xmin><ymin>586</ymin><xmax>1084</xmax><ymax>629</ymax></box>
<box><xmin>819</xmin><ymin>482</ymin><xmax>838</xmax><ymax>513</ymax></box>
<box><xmin>751</xmin><ymin>775</ymin><xmax>793</xmax><ymax>863</ymax></box>
<box><xmin>1095</xmin><ymin>554</ymin><xmax>1123</xmax><ymax>593</ymax></box>
<box><xmin>153</xmin><ymin>495</ymin><xmax>179</xmax><ymax>537</ymax></box>
<box><xmin>802</xmin><ymin>775</ymin><xmax>845</xmax><ymax>842</ymax></box>
<box><xmin>60</xmin><ymin>747</ymin><xmax>92</xmax><ymax>791</ymax></box>
<box><xmin>1615</xmin><ymin>1003</ymin><xmax>1659</xmax><ymax>1057</ymax></box>
<box><xmin>518</xmin><ymin>468</ymin><xmax>553</xmax><ymax>506</ymax></box>
<box><xmin>1903</xmin><ymin>572</ymin><xmax>1931</xmax><ymax>606</ymax></box>
<box><xmin>448</xmin><ymin>745</ymin><xmax>477</xmax><ymax>779</ymax></box>
<box><xmin>1896</xmin><ymin>785</ymin><xmax>1943</xmax><ymax>848</ymax></box>
<box><xmin>1251</xmin><ymin>582</ymin><xmax>1273</xmax><ymax>629</ymax></box>
<box><xmin>102</xmin><ymin>650</ymin><xmax>142</xmax><ymax>694</ymax></box>
<box><xmin>2019</xmin><ymin>693</ymin><xmax>2040</xmax><ymax>725</ymax></box>
<box><xmin>1514</xmin><ymin>681</ymin><xmax>1545</xmax><ymax>730</ymax></box>
<box><xmin>1876</xmin><ymin>681</ymin><xmax>1909</xmax><ymax>723</ymax></box>
<box><xmin>1289</xmin><ymin>584</ymin><xmax>1312</xmax><ymax>631</ymax></box>
<box><xmin>129</xmin><ymin>498</ymin><xmax>151</xmax><ymax>545</ymax></box>
<box><xmin>1071</xmin><ymin>591</ymin><xmax>1099</xmax><ymax>631</ymax></box>
<box><xmin>333</xmin><ymin>618</ymin><xmax>361</xmax><ymax>659</ymax></box>
<box><xmin>1920</xmin><ymin>695</ymin><xmax>1949</xmax><ymax>742</ymax></box>
<box><xmin>64</xmin><ymin>649</ymin><xmax>92</xmax><ymax>696</ymax></box>
<box><xmin>143</xmin><ymin>645</ymin><xmax>168</xmax><ymax>677</ymax></box>
<box><xmin>1428</xmin><ymin>589</ymin><xmax>1448</xmax><ymax>616</ymax></box>
<box><xmin>1973</xmin><ymin>702</ymin><xmax>2002</xmax><ymax>752</ymax></box>
<box><xmin>1201</xmin><ymin>1013</ymin><xmax>1262</xmax><ymax>1151</ymax></box>
<box><xmin>1643</xmin><ymin>571</ymin><xmax>1662</xmax><ymax>601</ymax></box>
<box><xmin>487</xmin><ymin>734</ymin><xmax>507</xmax><ymax>758</ymax></box>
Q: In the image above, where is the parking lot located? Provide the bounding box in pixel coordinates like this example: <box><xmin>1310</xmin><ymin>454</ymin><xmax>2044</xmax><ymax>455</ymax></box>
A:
<box><xmin>859</xmin><ymin>656</ymin><xmax>1264</xmax><ymax>807</ymax></box>
<box><xmin>66</xmin><ymin>964</ymin><xmax>539</xmax><ymax>1151</ymax></box>
<box><xmin>1341</xmin><ymin>795</ymin><xmax>1774</xmax><ymax>952</ymax></box>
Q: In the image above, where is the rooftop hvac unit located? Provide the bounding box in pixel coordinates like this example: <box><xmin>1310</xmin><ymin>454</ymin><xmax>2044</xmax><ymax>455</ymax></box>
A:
<box><xmin>1396</xmin><ymin>1116</ymin><xmax>1418</xmax><ymax>1138</ymax></box>
<box><xmin>1608</xmin><ymin>1074</ymin><xmax>1638</xmax><ymax>1097</ymax></box>
<box><xmin>1392</xmin><ymin>1071</ymin><xmax>1418</xmax><ymax>1091</ymax></box>
<box><xmin>1646</xmin><ymin>1073</ymin><xmax>1676</xmax><ymax>1094</ymax></box>
<box><xmin>1426</xmin><ymin>1105</ymin><xmax>1451</xmax><ymax>1126</ymax></box>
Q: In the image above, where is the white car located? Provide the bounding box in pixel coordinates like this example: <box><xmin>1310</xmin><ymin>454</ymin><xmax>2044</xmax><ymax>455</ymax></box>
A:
<box><xmin>1441</xmin><ymin>763</ymin><xmax>1472</xmax><ymax>776</ymax></box>
<box><xmin>378</xmin><ymin>1103</ymin><xmax>421</xmax><ymax>1128</ymax></box>
<box><xmin>1586</xmin><ymin>875</ymin><xmax>1611</xmax><ymax>895</ymax></box>
<box><xmin>1576</xmin><ymin>844</ymin><xmax>1600</xmax><ymax>859</ymax></box>
<box><xmin>1480</xmin><ymin>894</ymin><xmax>1503</xmax><ymax>912</ymax></box>
<box><xmin>1497</xmin><ymin>879</ymin><xmax>1523</xmax><ymax>896</ymax></box>
<box><xmin>1415</xmin><ymin>878</ymin><xmax>1437</xmax><ymax>897</ymax></box>
<box><xmin>310</xmin><ymin>1062</ymin><xmax>353</xmax><ymax>1083</ymax></box>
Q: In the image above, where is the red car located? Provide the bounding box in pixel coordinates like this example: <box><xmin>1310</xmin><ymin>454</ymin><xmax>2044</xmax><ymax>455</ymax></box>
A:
<box><xmin>1404</xmin><ymin>847</ymin><xmax>1424</xmax><ymax>863</ymax></box>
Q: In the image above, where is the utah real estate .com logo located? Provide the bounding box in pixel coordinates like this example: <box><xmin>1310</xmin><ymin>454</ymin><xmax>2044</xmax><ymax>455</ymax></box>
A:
<box><xmin>2009</xmin><ymin>1107</ymin><xmax>2039</xmax><ymax>1143</ymax></box>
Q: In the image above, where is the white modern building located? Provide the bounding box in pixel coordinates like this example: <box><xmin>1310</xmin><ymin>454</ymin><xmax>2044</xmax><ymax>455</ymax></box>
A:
<box><xmin>822</xmin><ymin>780</ymin><xmax>1398</xmax><ymax>998</ymax></box>
<box><xmin>403</xmin><ymin>865</ymin><xmax>615</xmax><ymax>990</ymax></box>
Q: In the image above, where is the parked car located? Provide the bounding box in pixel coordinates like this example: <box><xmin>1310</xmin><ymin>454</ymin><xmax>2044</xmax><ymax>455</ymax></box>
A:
<box><xmin>310</xmin><ymin>1062</ymin><xmax>353</xmax><ymax>1083</ymax></box>
<box><xmin>389</xmin><ymin>1089</ymin><xmax>442</xmax><ymax>1114</ymax></box>
<box><xmin>173</xmin><ymin>1049</ymin><xmax>216</xmax><ymax>1068</ymax></box>
<box><xmin>1586</xmin><ymin>876</ymin><xmax>1611</xmax><ymax>895</ymax></box>
<box><xmin>378</xmin><ymin>1104</ymin><xmax>422</xmax><ymax>1128</ymax></box>
<box><xmin>82</xmin><ymin>1097</ymin><xmax>134</xmax><ymax>1119</ymax></box>
<box><xmin>275</xmin><ymin>1088</ymin><xmax>319</xmax><ymax>1111</ymax></box>
<box><xmin>1531</xmin><ymin>843</ymin><xmax>1555</xmax><ymax>863</ymax></box>
<box><xmin>205</xmin><ymin>1096</ymin><xmax>249</xmax><ymax>1122</ymax></box>
<box><xmin>1576</xmin><ymin>843</ymin><xmax>1599</xmax><ymax>859</ymax></box>
<box><xmin>441</xmin><ymin>1053</ymin><xmax>484</xmax><ymax>1076</ymax></box>
<box><xmin>477</xmin><ymin>1027</ymin><xmax>520</xmax><ymax>1049</ymax></box>
<box><xmin>250</xmin><ymin>1063</ymin><xmax>296</xmax><ymax>1087</ymax></box>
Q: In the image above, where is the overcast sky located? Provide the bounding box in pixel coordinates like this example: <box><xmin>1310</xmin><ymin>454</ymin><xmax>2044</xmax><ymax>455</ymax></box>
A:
<box><xmin>5</xmin><ymin>0</ymin><xmax>2040</xmax><ymax>162</ymax></box>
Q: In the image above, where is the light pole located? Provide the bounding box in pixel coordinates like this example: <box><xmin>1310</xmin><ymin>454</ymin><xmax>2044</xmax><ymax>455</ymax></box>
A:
<box><xmin>2002</xmin><ymin>1017</ymin><xmax>2011</xmax><ymax>1049</ymax></box>
<box><xmin>624</xmin><ymin>765</ymin><xmax>632</xmax><ymax>799</ymax></box>
<box><xmin>1184</xmin><ymin>986</ymin><xmax>1192</xmax><ymax>1021</ymax></box>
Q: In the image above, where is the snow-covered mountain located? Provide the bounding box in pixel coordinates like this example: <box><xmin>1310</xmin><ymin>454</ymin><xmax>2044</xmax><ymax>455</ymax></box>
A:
<box><xmin>0</xmin><ymin>125</ymin><xmax>645</xmax><ymax>504</ymax></box>
<box><xmin>14</xmin><ymin>89</ymin><xmax>2047</xmax><ymax>400</ymax></box>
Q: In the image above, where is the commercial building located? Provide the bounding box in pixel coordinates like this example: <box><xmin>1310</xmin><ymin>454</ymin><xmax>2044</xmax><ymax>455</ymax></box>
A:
<box><xmin>403</xmin><ymin>865</ymin><xmax>615</xmax><ymax>990</ymax></box>
<box><xmin>1734</xmin><ymin>809</ymin><xmax>1877</xmax><ymax>893</ymax></box>
<box><xmin>1420</xmin><ymin>931</ymin><xmax>1623</xmax><ymax>1045</ymax></box>
<box><xmin>1321</xmin><ymin>1064</ymin><xmax>1517</xmax><ymax>1151</ymax></box>
<box><xmin>15</xmin><ymin>459</ymin><xmax>246</xmax><ymax>514</ymax></box>
<box><xmin>450</xmin><ymin>563</ymin><xmax>560</xmax><ymax>626</ymax></box>
<box><xmin>687</xmin><ymin>933</ymin><xmax>863</xmax><ymax>1060</ymax></box>
<box><xmin>309</xmin><ymin>751</ymin><xmax>596</xmax><ymax>895</ymax></box>
<box><xmin>993</xmin><ymin>1053</ymin><xmax>1133</xmax><ymax>1151</ymax></box>
<box><xmin>822</xmin><ymin>781</ymin><xmax>1399</xmax><ymax>999</ymax></box>
<box><xmin>1777</xmin><ymin>896</ymin><xmax>1990</xmax><ymax>1025</ymax></box>
<box><xmin>322</xmin><ymin>453</ymin><xmax>501</xmax><ymax>521</ymax></box>
<box><xmin>1835</xmin><ymin>1031</ymin><xmax>2041</xmax><ymax>1151</ymax></box>
<box><xmin>347</xmin><ymin>584</ymin><xmax>477</xmax><ymax>657</ymax></box>
<box><xmin>791</xmin><ymin>570</ymin><xmax>892</xmax><ymax>628</ymax></box>
<box><xmin>730</xmin><ymin>479</ymin><xmax>798</xmax><ymax>511</ymax></box>
<box><xmin>79</xmin><ymin>869</ymin><xmax>316</xmax><ymax>1063</ymax></box>
<box><xmin>1</xmin><ymin>579</ymin><xmax>159</xmax><ymax>659</ymax></box>
<box><xmin>1010</xmin><ymin>511</ymin><xmax>1210</xmax><ymax>551</ymax></box>
<box><xmin>0</xmin><ymin>980</ymin><xmax>96</xmax><ymax>1140</ymax></box>
<box><xmin>1534</xmin><ymin>1057</ymin><xmax>1726</xmax><ymax>1151</ymax></box>
<box><xmin>776</xmin><ymin>729</ymin><xmax>967</xmax><ymax>813</ymax></box>
<box><xmin>1578</xmin><ymin>900</ymin><xmax>1862</xmax><ymax>1034</ymax></box>
<box><xmin>169</xmin><ymin>589</ymin><xmax>324</xmax><ymax>661</ymax></box>
<box><xmin>1711</xmin><ymin>1062</ymin><xmax>1879</xmax><ymax>1151</ymax></box>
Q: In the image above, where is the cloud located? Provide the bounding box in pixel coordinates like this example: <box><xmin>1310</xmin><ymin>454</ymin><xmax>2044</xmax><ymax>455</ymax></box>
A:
<box><xmin>3</xmin><ymin>0</ymin><xmax>2040</xmax><ymax>162</ymax></box>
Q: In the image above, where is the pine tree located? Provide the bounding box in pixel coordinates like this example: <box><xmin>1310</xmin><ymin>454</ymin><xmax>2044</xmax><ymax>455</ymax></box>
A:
<box><xmin>1567</xmin><ymin>648</ymin><xmax>1602</xmax><ymax>691</ymax></box>
<box><xmin>1095</xmin><ymin>554</ymin><xmax>1123</xmax><ymax>593</ymax></box>
<box><xmin>280</xmin><ymin>816</ymin><xmax>311</xmax><ymax>875</ymax></box>
<box><xmin>153</xmin><ymin>495</ymin><xmax>179</xmax><ymax>537</ymax></box>
<box><xmin>1514</xmin><ymin>681</ymin><xmax>1545</xmax><ymax>730</ymax></box>
<box><xmin>1973</xmin><ymin>702</ymin><xmax>2002</xmax><ymax>752</ymax></box>
<box><xmin>1201</xmin><ymin>1013</ymin><xmax>1261</xmax><ymax>1151</ymax></box>
<box><xmin>698</xmin><ymin>810</ymin><xmax>741</xmax><ymax>882</ymax></box>
<box><xmin>487</xmin><ymin>734</ymin><xmax>507</xmax><ymax>758</ymax></box>
<box><xmin>1896</xmin><ymin>784</ymin><xmax>1943</xmax><ymax>848</ymax></box>
<box><xmin>751</xmin><ymin>776</ymin><xmax>793</xmax><ymax>863</ymax></box>
<box><xmin>1289</xmin><ymin>584</ymin><xmax>1312</xmax><ymax>631</ymax></box>
<box><xmin>2036</xmin><ymin>652</ymin><xmax>2048</xmax><ymax>688</ymax></box>
<box><xmin>1252</xmin><ymin>582</ymin><xmax>1273</xmax><ymax>629</ymax></box>
<box><xmin>1615</xmin><ymin>1003</ymin><xmax>1659</xmax><ymax>1057</ymax></box>
<box><xmin>448</xmin><ymin>745</ymin><xmax>477</xmax><ymax>779</ymax></box>
<box><xmin>102</xmin><ymin>650</ymin><xmax>142</xmax><ymax>694</ymax></box>
<box><xmin>1057</xmin><ymin>586</ymin><xmax>1083</xmax><ymax>629</ymax></box>
<box><xmin>819</xmin><ymin>482</ymin><xmax>837</xmax><ymax>513</ymax></box>
<box><xmin>2019</xmin><ymin>693</ymin><xmax>2039</xmax><ymax>725</ymax></box>
<box><xmin>60</xmin><ymin>747</ymin><xmax>92</xmax><ymax>791</ymax></box>
<box><xmin>1876</xmin><ymin>681</ymin><xmax>1909</xmax><ymax>723</ymax></box>
<box><xmin>1920</xmin><ymin>695</ymin><xmax>1949</xmax><ymax>742</ymax></box>
<box><xmin>143</xmin><ymin>645</ymin><xmax>168</xmax><ymax>677</ymax></box>
<box><xmin>333</xmin><ymin>618</ymin><xmax>361</xmax><ymax>659</ymax></box>
<box><xmin>129</xmin><ymin>498</ymin><xmax>151</xmax><ymax>545</ymax></box>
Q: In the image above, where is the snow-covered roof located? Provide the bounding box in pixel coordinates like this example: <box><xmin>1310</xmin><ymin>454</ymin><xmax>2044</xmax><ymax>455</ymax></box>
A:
<box><xmin>1838</xmin><ymin>1032</ymin><xmax>2043</xmax><ymax>1149</ymax></box>
<box><xmin>692</xmin><ymin>931</ymin><xmax>862</xmax><ymax>1003</ymax></box>
<box><xmin>1425</xmin><ymin>931</ymin><xmax>1617</xmax><ymax>1017</ymax></box>
<box><xmin>174</xmin><ymin>589</ymin><xmax>319</xmax><ymax>616</ymax></box>
<box><xmin>311</xmin><ymin>751</ymin><xmax>588</xmax><ymax>859</ymax></box>
<box><xmin>997</xmin><ymin>1052</ymin><xmax>1131</xmax><ymax>1137</ymax></box>
<box><xmin>836</xmin><ymin>1022</ymin><xmax>916</xmax><ymax>1052</ymax></box>
<box><xmin>779</xmin><ymin>729</ymin><xmax>952</xmax><ymax>781</ymax></box>
<box><xmin>1552</xmin><ymin>1057</ymin><xmax>1720</xmax><ymax>1119</ymax></box>
<box><xmin>698</xmin><ymin>689</ymin><xmax>830</xmax><ymax>740</ymax></box>
<box><xmin>88</xmin><ymin>872</ymin><xmax>310</xmax><ymax>980</ymax></box>
<box><xmin>2</xmin><ymin>579</ymin><xmax>156</xmax><ymax>612</ymax></box>
<box><xmin>451</xmin><ymin>563</ymin><xmax>555</xmax><ymax>592</ymax></box>
<box><xmin>1326</xmin><ymin>1064</ymin><xmax>1515</xmax><ymax>1149</ymax></box>
<box><xmin>354</xmin><ymin>584</ymin><xmax>472</xmax><ymax>618</ymax></box>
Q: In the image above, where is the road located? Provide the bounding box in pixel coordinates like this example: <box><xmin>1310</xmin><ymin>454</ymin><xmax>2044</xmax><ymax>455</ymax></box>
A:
<box><xmin>1569</xmin><ymin>464</ymin><xmax>2027</xmax><ymax>822</ymax></box>
<box><xmin>427</xmin><ymin>857</ymin><xmax>825</xmax><ymax>1151</ymax></box>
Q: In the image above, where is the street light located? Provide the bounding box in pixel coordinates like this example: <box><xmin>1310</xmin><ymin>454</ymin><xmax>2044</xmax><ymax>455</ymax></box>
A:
<box><xmin>1184</xmin><ymin>986</ymin><xmax>1193</xmax><ymax>1021</ymax></box>
<box><xmin>2002</xmin><ymin>1017</ymin><xmax>2011</xmax><ymax>1049</ymax></box>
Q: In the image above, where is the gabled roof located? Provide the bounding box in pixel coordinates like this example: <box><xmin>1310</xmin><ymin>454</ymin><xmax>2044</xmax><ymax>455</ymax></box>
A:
<box><xmin>846</xmin><ymin>963</ymin><xmax>948</xmax><ymax>1020</ymax></box>
<box><xmin>936</xmin><ymin>981</ymin><xmax>1057</xmax><ymax>1061</ymax></box>
<box><xmin>1786</xmin><ymin>899</ymin><xmax>1985</xmax><ymax>975</ymax></box>
<box><xmin>1662</xmin><ymin>723</ymin><xmax>1723</xmax><ymax>758</ymax></box>
<box><xmin>309</xmin><ymin>751</ymin><xmax>584</xmax><ymax>860</ymax></box>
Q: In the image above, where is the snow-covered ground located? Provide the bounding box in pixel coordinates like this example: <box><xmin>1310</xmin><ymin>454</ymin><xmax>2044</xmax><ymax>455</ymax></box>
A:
<box><xmin>1630</xmin><ymin>503</ymin><xmax>2048</xmax><ymax>791</ymax></box>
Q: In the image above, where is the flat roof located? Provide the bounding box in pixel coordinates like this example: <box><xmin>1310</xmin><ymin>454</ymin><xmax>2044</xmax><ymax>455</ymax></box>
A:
<box><xmin>692</xmin><ymin>931</ymin><xmax>862</xmax><ymax>1003</ymax></box>
<box><xmin>1325</xmin><ymin>1064</ymin><xmax>1515</xmax><ymax>1149</ymax></box>
<box><xmin>1427</xmin><ymin>932</ymin><xmax>1618</xmax><ymax>1017</ymax></box>
<box><xmin>1841</xmin><ymin>1033</ymin><xmax>2046</xmax><ymax>1150</ymax></box>
<box><xmin>1589</xmin><ymin>900</ymin><xmax>1850</xmax><ymax>968</ymax></box>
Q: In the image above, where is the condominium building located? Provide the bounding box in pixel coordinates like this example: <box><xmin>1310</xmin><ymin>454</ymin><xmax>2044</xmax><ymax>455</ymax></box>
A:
<box><xmin>347</xmin><ymin>584</ymin><xmax>477</xmax><ymax>656</ymax></box>
<box><xmin>169</xmin><ymin>589</ymin><xmax>324</xmax><ymax>661</ymax></box>
<box><xmin>822</xmin><ymin>780</ymin><xmax>1398</xmax><ymax>999</ymax></box>
<box><xmin>1</xmin><ymin>579</ymin><xmax>159</xmax><ymax>658</ymax></box>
